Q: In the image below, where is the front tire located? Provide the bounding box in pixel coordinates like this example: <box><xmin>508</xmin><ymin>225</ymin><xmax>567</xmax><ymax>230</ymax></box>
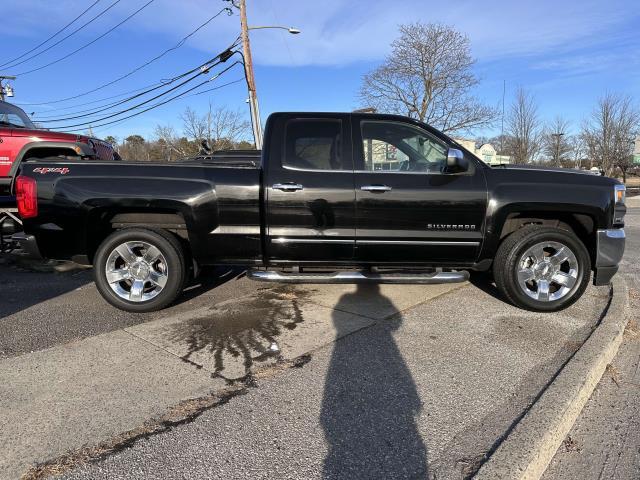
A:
<box><xmin>94</xmin><ymin>228</ymin><xmax>186</xmax><ymax>312</ymax></box>
<box><xmin>493</xmin><ymin>225</ymin><xmax>591</xmax><ymax>312</ymax></box>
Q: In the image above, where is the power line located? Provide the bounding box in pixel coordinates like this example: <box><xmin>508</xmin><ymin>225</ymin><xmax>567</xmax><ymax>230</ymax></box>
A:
<box><xmin>26</xmin><ymin>7</ymin><xmax>235</xmax><ymax>107</ymax></box>
<box><xmin>62</xmin><ymin>61</ymin><xmax>243</xmax><ymax>132</ymax></box>
<box><xmin>27</xmin><ymin>81</ymin><xmax>169</xmax><ymax>115</ymax></box>
<box><xmin>1</xmin><ymin>0</ymin><xmax>123</xmax><ymax>71</ymax></box>
<box><xmin>33</xmin><ymin>75</ymin><xmax>244</xmax><ymax>120</ymax></box>
<box><xmin>51</xmin><ymin>56</ymin><xmax>241</xmax><ymax>130</ymax></box>
<box><xmin>82</xmin><ymin>77</ymin><xmax>243</xmax><ymax>136</ymax></box>
<box><xmin>37</xmin><ymin>49</ymin><xmax>237</xmax><ymax>124</ymax></box>
<box><xmin>14</xmin><ymin>14</ymin><xmax>238</xmax><ymax>108</ymax></box>
<box><xmin>0</xmin><ymin>0</ymin><xmax>103</xmax><ymax>69</ymax></box>
<box><xmin>182</xmin><ymin>77</ymin><xmax>244</xmax><ymax>98</ymax></box>
<box><xmin>16</xmin><ymin>0</ymin><xmax>156</xmax><ymax>76</ymax></box>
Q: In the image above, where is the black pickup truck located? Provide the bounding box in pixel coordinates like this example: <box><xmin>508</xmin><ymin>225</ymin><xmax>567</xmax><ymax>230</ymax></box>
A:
<box><xmin>12</xmin><ymin>112</ymin><xmax>626</xmax><ymax>312</ymax></box>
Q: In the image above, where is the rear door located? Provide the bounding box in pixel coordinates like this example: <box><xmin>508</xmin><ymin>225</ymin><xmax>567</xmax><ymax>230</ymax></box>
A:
<box><xmin>264</xmin><ymin>113</ymin><xmax>355</xmax><ymax>263</ymax></box>
<box><xmin>353</xmin><ymin>116</ymin><xmax>488</xmax><ymax>264</ymax></box>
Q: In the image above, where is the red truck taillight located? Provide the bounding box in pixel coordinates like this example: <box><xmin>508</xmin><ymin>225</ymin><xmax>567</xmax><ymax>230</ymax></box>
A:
<box><xmin>15</xmin><ymin>176</ymin><xmax>38</xmax><ymax>219</ymax></box>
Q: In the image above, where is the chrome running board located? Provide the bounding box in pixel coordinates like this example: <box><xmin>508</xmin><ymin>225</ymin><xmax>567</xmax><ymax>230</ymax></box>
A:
<box><xmin>247</xmin><ymin>269</ymin><xmax>469</xmax><ymax>284</ymax></box>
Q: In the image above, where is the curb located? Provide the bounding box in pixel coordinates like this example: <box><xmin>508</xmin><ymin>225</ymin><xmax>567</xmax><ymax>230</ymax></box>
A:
<box><xmin>474</xmin><ymin>276</ymin><xmax>630</xmax><ymax>480</ymax></box>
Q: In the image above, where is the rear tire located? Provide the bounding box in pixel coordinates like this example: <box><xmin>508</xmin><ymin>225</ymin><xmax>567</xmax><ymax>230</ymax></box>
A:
<box><xmin>94</xmin><ymin>228</ymin><xmax>186</xmax><ymax>312</ymax></box>
<box><xmin>493</xmin><ymin>225</ymin><xmax>591</xmax><ymax>312</ymax></box>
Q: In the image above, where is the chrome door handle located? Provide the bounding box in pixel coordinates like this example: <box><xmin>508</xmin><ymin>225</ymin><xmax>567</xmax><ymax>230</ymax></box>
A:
<box><xmin>273</xmin><ymin>183</ymin><xmax>304</xmax><ymax>192</ymax></box>
<box><xmin>361</xmin><ymin>185</ymin><xmax>392</xmax><ymax>192</ymax></box>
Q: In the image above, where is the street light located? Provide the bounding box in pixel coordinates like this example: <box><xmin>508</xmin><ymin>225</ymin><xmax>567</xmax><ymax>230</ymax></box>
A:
<box><xmin>248</xmin><ymin>26</ymin><xmax>301</xmax><ymax>34</ymax></box>
<box><xmin>237</xmin><ymin>1</ymin><xmax>301</xmax><ymax>149</ymax></box>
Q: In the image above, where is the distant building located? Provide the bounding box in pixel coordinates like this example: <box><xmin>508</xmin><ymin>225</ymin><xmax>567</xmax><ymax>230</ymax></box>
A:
<box><xmin>455</xmin><ymin>138</ymin><xmax>511</xmax><ymax>165</ymax></box>
<box><xmin>634</xmin><ymin>135</ymin><xmax>640</xmax><ymax>165</ymax></box>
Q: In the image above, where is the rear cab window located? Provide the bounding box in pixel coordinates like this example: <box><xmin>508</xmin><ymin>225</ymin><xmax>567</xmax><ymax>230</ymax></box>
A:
<box><xmin>284</xmin><ymin>119</ymin><xmax>350</xmax><ymax>171</ymax></box>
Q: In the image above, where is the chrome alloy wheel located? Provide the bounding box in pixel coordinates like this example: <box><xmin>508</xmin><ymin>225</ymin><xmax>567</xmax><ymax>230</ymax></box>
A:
<box><xmin>105</xmin><ymin>241</ymin><xmax>168</xmax><ymax>302</ymax></box>
<box><xmin>516</xmin><ymin>241</ymin><xmax>579</xmax><ymax>302</ymax></box>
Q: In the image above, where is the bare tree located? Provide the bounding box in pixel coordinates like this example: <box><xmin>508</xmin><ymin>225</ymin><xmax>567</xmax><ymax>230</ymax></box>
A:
<box><xmin>569</xmin><ymin>134</ymin><xmax>587</xmax><ymax>169</ymax></box>
<box><xmin>181</xmin><ymin>107</ymin><xmax>207</xmax><ymax>143</ymax></box>
<box><xmin>153</xmin><ymin>124</ymin><xmax>190</xmax><ymax>161</ymax></box>
<box><xmin>181</xmin><ymin>103</ymin><xmax>252</xmax><ymax>151</ymax></box>
<box><xmin>504</xmin><ymin>88</ymin><xmax>543</xmax><ymax>164</ymax></box>
<box><xmin>207</xmin><ymin>104</ymin><xmax>252</xmax><ymax>149</ymax></box>
<box><xmin>582</xmin><ymin>93</ymin><xmax>639</xmax><ymax>180</ymax></box>
<box><xmin>359</xmin><ymin>23</ymin><xmax>497</xmax><ymax>134</ymax></box>
<box><xmin>542</xmin><ymin>116</ymin><xmax>573</xmax><ymax>166</ymax></box>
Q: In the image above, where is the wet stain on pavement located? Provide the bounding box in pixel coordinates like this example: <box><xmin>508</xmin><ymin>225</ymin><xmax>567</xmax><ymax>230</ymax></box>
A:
<box><xmin>166</xmin><ymin>286</ymin><xmax>313</xmax><ymax>382</ymax></box>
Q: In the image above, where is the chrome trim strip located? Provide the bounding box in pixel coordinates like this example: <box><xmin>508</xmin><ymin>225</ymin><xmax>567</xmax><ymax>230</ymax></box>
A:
<box><xmin>356</xmin><ymin>240</ymin><xmax>480</xmax><ymax>246</ymax></box>
<box><xmin>210</xmin><ymin>225</ymin><xmax>261</xmax><ymax>235</ymax></box>
<box><xmin>248</xmin><ymin>269</ymin><xmax>469</xmax><ymax>284</ymax></box>
<box><xmin>271</xmin><ymin>238</ymin><xmax>353</xmax><ymax>244</ymax></box>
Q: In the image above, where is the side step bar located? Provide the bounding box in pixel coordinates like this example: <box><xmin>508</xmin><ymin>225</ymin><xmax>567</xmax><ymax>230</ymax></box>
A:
<box><xmin>247</xmin><ymin>269</ymin><xmax>469</xmax><ymax>284</ymax></box>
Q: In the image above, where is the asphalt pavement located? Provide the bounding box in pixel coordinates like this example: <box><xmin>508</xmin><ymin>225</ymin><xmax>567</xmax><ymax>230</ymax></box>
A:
<box><xmin>47</xmin><ymin>281</ymin><xmax>608</xmax><ymax>479</ymax></box>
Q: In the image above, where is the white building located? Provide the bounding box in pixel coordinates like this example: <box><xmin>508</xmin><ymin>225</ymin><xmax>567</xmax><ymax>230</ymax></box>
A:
<box><xmin>455</xmin><ymin>139</ymin><xmax>511</xmax><ymax>166</ymax></box>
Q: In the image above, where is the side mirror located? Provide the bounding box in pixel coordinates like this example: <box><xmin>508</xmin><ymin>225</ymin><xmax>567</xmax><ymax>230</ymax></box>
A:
<box><xmin>445</xmin><ymin>148</ymin><xmax>469</xmax><ymax>173</ymax></box>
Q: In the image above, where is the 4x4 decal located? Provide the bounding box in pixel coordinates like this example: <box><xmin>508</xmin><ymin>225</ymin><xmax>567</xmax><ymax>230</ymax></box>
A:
<box><xmin>33</xmin><ymin>167</ymin><xmax>70</xmax><ymax>175</ymax></box>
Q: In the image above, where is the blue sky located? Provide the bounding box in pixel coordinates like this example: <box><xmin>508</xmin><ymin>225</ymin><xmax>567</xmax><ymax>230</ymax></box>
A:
<box><xmin>3</xmin><ymin>0</ymin><xmax>639</xmax><ymax>141</ymax></box>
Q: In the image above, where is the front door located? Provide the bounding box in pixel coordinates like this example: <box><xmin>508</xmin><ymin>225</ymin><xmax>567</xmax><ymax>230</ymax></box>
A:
<box><xmin>265</xmin><ymin>114</ymin><xmax>355</xmax><ymax>263</ymax></box>
<box><xmin>353</xmin><ymin>117</ymin><xmax>488</xmax><ymax>265</ymax></box>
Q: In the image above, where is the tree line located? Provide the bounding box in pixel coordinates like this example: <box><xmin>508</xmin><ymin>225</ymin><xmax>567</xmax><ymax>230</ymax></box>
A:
<box><xmin>103</xmin><ymin>102</ymin><xmax>254</xmax><ymax>162</ymax></box>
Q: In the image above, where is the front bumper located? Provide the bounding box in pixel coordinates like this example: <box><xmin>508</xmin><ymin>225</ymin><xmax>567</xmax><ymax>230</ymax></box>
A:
<box><xmin>11</xmin><ymin>232</ymin><xmax>42</xmax><ymax>259</ymax></box>
<box><xmin>593</xmin><ymin>228</ymin><xmax>625</xmax><ymax>286</ymax></box>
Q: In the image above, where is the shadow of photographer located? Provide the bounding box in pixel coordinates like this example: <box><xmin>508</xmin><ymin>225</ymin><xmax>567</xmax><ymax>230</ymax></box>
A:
<box><xmin>320</xmin><ymin>283</ymin><xmax>428</xmax><ymax>479</ymax></box>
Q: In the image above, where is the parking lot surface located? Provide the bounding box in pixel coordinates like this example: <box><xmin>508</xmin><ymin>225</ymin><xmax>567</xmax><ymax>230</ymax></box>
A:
<box><xmin>0</xmin><ymin>259</ymin><xmax>609</xmax><ymax>479</ymax></box>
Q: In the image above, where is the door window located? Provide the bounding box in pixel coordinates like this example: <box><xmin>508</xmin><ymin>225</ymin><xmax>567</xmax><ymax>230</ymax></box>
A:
<box><xmin>360</xmin><ymin>120</ymin><xmax>447</xmax><ymax>173</ymax></box>
<box><xmin>284</xmin><ymin>119</ymin><xmax>347</xmax><ymax>170</ymax></box>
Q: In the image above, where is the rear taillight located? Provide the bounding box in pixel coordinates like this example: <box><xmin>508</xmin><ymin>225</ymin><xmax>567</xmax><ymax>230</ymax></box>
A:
<box><xmin>15</xmin><ymin>176</ymin><xmax>38</xmax><ymax>219</ymax></box>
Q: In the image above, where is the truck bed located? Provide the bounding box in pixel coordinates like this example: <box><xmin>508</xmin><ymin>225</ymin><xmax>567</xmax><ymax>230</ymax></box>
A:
<box><xmin>17</xmin><ymin>157</ymin><xmax>264</xmax><ymax>265</ymax></box>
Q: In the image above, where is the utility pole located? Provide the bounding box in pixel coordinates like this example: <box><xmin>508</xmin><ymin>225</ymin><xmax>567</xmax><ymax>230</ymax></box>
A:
<box><xmin>238</xmin><ymin>0</ymin><xmax>263</xmax><ymax>149</ymax></box>
<box><xmin>0</xmin><ymin>76</ymin><xmax>17</xmax><ymax>102</ymax></box>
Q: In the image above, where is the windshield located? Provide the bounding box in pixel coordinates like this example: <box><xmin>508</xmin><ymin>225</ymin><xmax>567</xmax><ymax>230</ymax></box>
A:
<box><xmin>0</xmin><ymin>101</ymin><xmax>35</xmax><ymax>129</ymax></box>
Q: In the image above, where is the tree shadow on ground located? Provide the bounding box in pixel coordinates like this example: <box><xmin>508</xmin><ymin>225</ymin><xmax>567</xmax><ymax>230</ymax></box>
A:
<box><xmin>320</xmin><ymin>284</ymin><xmax>428</xmax><ymax>479</ymax></box>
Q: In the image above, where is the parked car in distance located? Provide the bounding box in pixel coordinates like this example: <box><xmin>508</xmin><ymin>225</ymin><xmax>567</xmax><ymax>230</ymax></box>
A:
<box><xmin>0</xmin><ymin>100</ymin><xmax>117</xmax><ymax>195</ymax></box>
<box><xmin>11</xmin><ymin>112</ymin><xmax>627</xmax><ymax>313</ymax></box>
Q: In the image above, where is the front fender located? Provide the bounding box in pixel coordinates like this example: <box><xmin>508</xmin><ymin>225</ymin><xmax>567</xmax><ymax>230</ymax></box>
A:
<box><xmin>480</xmin><ymin>180</ymin><xmax>612</xmax><ymax>260</ymax></box>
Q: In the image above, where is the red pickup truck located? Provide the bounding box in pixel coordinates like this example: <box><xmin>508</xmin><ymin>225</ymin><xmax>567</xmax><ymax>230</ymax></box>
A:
<box><xmin>0</xmin><ymin>100</ymin><xmax>116</xmax><ymax>194</ymax></box>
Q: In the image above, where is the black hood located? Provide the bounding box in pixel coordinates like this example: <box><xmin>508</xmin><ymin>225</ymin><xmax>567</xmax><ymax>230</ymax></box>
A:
<box><xmin>491</xmin><ymin>164</ymin><xmax>595</xmax><ymax>176</ymax></box>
